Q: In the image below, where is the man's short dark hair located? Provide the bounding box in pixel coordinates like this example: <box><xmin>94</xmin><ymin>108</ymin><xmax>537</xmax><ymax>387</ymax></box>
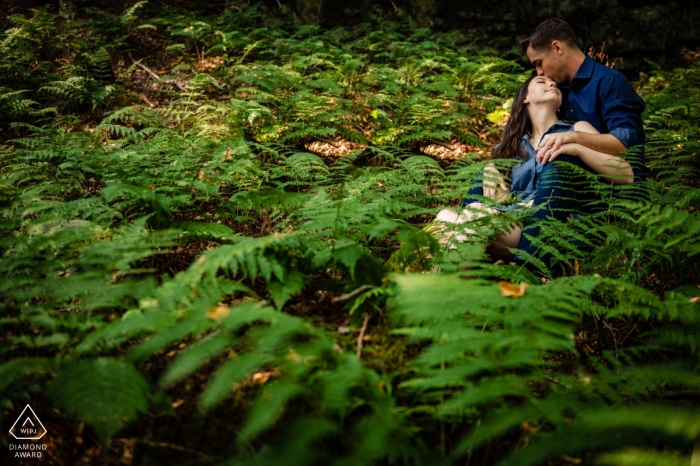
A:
<box><xmin>519</xmin><ymin>18</ymin><xmax>579</xmax><ymax>54</ymax></box>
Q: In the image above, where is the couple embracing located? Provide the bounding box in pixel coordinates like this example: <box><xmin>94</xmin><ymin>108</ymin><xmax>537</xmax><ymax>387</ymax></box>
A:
<box><xmin>434</xmin><ymin>18</ymin><xmax>646</xmax><ymax>270</ymax></box>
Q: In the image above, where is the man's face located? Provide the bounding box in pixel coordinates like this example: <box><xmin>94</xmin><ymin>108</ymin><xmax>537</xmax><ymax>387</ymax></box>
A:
<box><xmin>526</xmin><ymin>43</ymin><xmax>567</xmax><ymax>85</ymax></box>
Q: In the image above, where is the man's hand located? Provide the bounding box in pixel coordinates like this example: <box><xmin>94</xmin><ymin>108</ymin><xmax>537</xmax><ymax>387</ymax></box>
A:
<box><xmin>538</xmin><ymin>143</ymin><xmax>581</xmax><ymax>164</ymax></box>
<box><xmin>483</xmin><ymin>163</ymin><xmax>510</xmax><ymax>201</ymax></box>
<box><xmin>535</xmin><ymin>132</ymin><xmax>577</xmax><ymax>163</ymax></box>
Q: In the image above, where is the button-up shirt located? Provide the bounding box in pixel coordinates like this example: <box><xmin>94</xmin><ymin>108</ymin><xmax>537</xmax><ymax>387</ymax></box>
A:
<box><xmin>497</xmin><ymin>120</ymin><xmax>575</xmax><ymax>211</ymax></box>
<box><xmin>557</xmin><ymin>56</ymin><xmax>647</xmax><ymax>177</ymax></box>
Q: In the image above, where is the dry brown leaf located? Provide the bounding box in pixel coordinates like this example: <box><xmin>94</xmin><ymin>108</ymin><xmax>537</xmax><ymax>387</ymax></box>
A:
<box><xmin>206</xmin><ymin>304</ymin><xmax>230</xmax><ymax>321</ymax></box>
<box><xmin>252</xmin><ymin>371</ymin><xmax>274</xmax><ymax>384</ymax></box>
<box><xmin>521</xmin><ymin>421</ymin><xmax>537</xmax><ymax>434</ymax></box>
<box><xmin>498</xmin><ymin>281</ymin><xmax>528</xmax><ymax>298</ymax></box>
<box><xmin>304</xmin><ymin>138</ymin><xmax>366</xmax><ymax>157</ymax></box>
<box><xmin>221</xmin><ymin>146</ymin><xmax>233</xmax><ymax>162</ymax></box>
<box><xmin>690</xmin><ymin>296</ymin><xmax>700</xmax><ymax>304</ymax></box>
<box><xmin>171</xmin><ymin>399</ymin><xmax>185</xmax><ymax>409</ymax></box>
<box><xmin>561</xmin><ymin>454</ymin><xmax>582</xmax><ymax>464</ymax></box>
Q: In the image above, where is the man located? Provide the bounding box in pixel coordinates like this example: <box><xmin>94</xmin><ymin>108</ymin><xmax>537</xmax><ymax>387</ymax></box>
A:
<box><xmin>508</xmin><ymin>19</ymin><xmax>646</xmax><ymax>271</ymax></box>
<box><xmin>519</xmin><ymin>18</ymin><xmax>647</xmax><ymax>178</ymax></box>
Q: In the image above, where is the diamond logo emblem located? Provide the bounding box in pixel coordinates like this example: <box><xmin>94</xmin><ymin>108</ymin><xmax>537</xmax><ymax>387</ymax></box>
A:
<box><xmin>9</xmin><ymin>405</ymin><xmax>47</xmax><ymax>440</ymax></box>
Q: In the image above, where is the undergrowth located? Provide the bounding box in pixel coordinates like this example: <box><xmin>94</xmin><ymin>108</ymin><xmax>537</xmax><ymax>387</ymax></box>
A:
<box><xmin>1</xmin><ymin>2</ymin><xmax>699</xmax><ymax>465</ymax></box>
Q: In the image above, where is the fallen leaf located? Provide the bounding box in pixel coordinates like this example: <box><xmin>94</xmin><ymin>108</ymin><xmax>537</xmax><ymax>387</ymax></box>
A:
<box><xmin>521</xmin><ymin>421</ymin><xmax>537</xmax><ymax>434</ymax></box>
<box><xmin>561</xmin><ymin>454</ymin><xmax>582</xmax><ymax>464</ymax></box>
<box><xmin>252</xmin><ymin>371</ymin><xmax>274</xmax><ymax>384</ymax></box>
<box><xmin>221</xmin><ymin>146</ymin><xmax>233</xmax><ymax>162</ymax></box>
<box><xmin>690</xmin><ymin>296</ymin><xmax>700</xmax><ymax>303</ymax></box>
<box><xmin>206</xmin><ymin>304</ymin><xmax>230</xmax><ymax>321</ymax></box>
<box><xmin>498</xmin><ymin>281</ymin><xmax>528</xmax><ymax>298</ymax></box>
<box><xmin>171</xmin><ymin>399</ymin><xmax>185</xmax><ymax>409</ymax></box>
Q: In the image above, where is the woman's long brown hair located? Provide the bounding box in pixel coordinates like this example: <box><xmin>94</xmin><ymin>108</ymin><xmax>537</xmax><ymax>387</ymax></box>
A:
<box><xmin>490</xmin><ymin>76</ymin><xmax>536</xmax><ymax>161</ymax></box>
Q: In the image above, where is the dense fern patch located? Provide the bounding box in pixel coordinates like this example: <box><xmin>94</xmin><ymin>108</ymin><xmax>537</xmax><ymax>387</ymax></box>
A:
<box><xmin>1</xmin><ymin>3</ymin><xmax>699</xmax><ymax>465</ymax></box>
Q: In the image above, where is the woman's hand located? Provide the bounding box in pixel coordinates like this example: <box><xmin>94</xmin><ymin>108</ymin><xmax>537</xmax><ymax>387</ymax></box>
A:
<box><xmin>483</xmin><ymin>163</ymin><xmax>510</xmax><ymax>201</ymax></box>
<box><xmin>537</xmin><ymin>142</ymin><xmax>580</xmax><ymax>164</ymax></box>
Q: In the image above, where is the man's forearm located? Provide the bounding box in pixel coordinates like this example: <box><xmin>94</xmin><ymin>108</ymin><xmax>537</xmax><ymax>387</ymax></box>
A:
<box><xmin>572</xmin><ymin>131</ymin><xmax>626</xmax><ymax>155</ymax></box>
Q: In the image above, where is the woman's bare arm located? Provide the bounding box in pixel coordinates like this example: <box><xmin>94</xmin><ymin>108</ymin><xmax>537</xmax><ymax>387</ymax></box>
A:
<box><xmin>536</xmin><ymin>121</ymin><xmax>627</xmax><ymax>162</ymax></box>
<box><xmin>482</xmin><ymin>163</ymin><xmax>510</xmax><ymax>200</ymax></box>
<box><xmin>548</xmin><ymin>142</ymin><xmax>634</xmax><ymax>184</ymax></box>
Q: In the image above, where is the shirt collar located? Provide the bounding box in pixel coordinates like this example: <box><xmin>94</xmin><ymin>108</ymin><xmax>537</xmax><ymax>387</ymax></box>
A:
<box><xmin>571</xmin><ymin>55</ymin><xmax>595</xmax><ymax>83</ymax></box>
<box><xmin>522</xmin><ymin>120</ymin><xmax>572</xmax><ymax>145</ymax></box>
<box><xmin>549</xmin><ymin>119</ymin><xmax>572</xmax><ymax>129</ymax></box>
<box><xmin>522</xmin><ymin>120</ymin><xmax>571</xmax><ymax>141</ymax></box>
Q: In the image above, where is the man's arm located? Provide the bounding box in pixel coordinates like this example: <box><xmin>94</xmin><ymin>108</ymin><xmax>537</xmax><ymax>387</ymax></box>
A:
<box><xmin>538</xmin><ymin>73</ymin><xmax>645</xmax><ymax>163</ymax></box>
<box><xmin>535</xmin><ymin>129</ymin><xmax>625</xmax><ymax>163</ymax></box>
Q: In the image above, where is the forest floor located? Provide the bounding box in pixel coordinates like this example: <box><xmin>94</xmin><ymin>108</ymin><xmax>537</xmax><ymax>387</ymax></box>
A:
<box><xmin>2</xmin><ymin>3</ymin><xmax>700</xmax><ymax>466</ymax></box>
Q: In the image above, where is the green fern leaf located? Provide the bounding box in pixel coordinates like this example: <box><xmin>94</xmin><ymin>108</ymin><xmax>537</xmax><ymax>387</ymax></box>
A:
<box><xmin>46</xmin><ymin>358</ymin><xmax>149</xmax><ymax>444</ymax></box>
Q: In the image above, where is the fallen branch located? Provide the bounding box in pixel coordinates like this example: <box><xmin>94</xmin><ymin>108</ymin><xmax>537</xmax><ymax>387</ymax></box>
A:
<box><xmin>332</xmin><ymin>284</ymin><xmax>374</xmax><ymax>303</ymax></box>
<box><xmin>356</xmin><ymin>312</ymin><xmax>371</xmax><ymax>358</ymax></box>
<box><xmin>129</xmin><ymin>53</ymin><xmax>190</xmax><ymax>93</ymax></box>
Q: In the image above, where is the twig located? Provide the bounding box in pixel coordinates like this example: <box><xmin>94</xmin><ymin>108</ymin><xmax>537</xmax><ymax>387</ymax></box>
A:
<box><xmin>332</xmin><ymin>284</ymin><xmax>374</xmax><ymax>303</ymax></box>
<box><xmin>356</xmin><ymin>313</ymin><xmax>371</xmax><ymax>358</ymax></box>
<box><xmin>597</xmin><ymin>313</ymin><xmax>618</xmax><ymax>362</ymax></box>
<box><xmin>425</xmin><ymin>141</ymin><xmax>456</xmax><ymax>151</ymax></box>
<box><xmin>139</xmin><ymin>93</ymin><xmax>155</xmax><ymax>107</ymax></box>
<box><xmin>315</xmin><ymin>137</ymin><xmax>340</xmax><ymax>148</ymax></box>
<box><xmin>128</xmin><ymin>53</ymin><xmax>190</xmax><ymax>93</ymax></box>
<box><xmin>618</xmin><ymin>323</ymin><xmax>637</xmax><ymax>346</ymax></box>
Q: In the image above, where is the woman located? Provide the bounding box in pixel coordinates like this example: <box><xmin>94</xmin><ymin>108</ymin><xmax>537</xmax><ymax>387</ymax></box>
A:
<box><xmin>432</xmin><ymin>75</ymin><xmax>634</xmax><ymax>261</ymax></box>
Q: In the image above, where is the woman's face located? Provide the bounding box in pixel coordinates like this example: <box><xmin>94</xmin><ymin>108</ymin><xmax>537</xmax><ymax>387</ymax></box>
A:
<box><xmin>524</xmin><ymin>76</ymin><xmax>561</xmax><ymax>108</ymax></box>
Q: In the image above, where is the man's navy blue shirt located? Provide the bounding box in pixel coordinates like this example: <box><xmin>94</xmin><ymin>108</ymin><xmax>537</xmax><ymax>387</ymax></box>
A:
<box><xmin>557</xmin><ymin>56</ymin><xmax>648</xmax><ymax>177</ymax></box>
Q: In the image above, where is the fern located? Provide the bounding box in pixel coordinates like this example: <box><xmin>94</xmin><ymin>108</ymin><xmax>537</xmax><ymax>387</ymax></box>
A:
<box><xmin>46</xmin><ymin>358</ymin><xmax>150</xmax><ymax>444</ymax></box>
<box><xmin>2</xmin><ymin>5</ymin><xmax>700</xmax><ymax>464</ymax></box>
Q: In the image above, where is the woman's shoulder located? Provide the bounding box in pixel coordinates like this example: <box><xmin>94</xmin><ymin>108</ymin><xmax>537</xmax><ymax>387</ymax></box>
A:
<box><xmin>572</xmin><ymin>120</ymin><xmax>600</xmax><ymax>134</ymax></box>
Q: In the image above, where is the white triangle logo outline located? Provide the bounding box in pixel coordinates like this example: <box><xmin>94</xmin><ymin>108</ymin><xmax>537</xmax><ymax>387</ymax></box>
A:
<box><xmin>9</xmin><ymin>405</ymin><xmax>47</xmax><ymax>440</ymax></box>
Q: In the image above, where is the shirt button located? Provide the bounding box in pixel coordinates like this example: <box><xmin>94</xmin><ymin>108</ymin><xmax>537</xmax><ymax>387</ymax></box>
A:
<box><xmin>570</xmin><ymin>109</ymin><xmax>574</xmax><ymax>113</ymax></box>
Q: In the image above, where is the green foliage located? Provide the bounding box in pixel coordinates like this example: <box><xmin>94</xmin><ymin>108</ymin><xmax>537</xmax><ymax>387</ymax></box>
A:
<box><xmin>1</xmin><ymin>3</ymin><xmax>699</xmax><ymax>465</ymax></box>
<box><xmin>390</xmin><ymin>273</ymin><xmax>700</xmax><ymax>464</ymax></box>
<box><xmin>46</xmin><ymin>358</ymin><xmax>150</xmax><ymax>444</ymax></box>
